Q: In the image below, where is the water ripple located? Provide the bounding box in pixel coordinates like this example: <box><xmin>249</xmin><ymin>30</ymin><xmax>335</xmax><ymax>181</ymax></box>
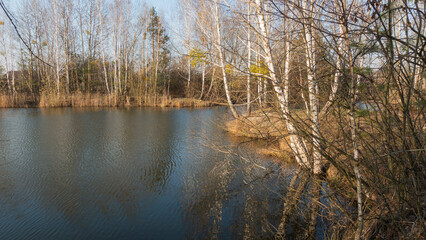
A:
<box><xmin>0</xmin><ymin>107</ymin><xmax>295</xmax><ymax>239</ymax></box>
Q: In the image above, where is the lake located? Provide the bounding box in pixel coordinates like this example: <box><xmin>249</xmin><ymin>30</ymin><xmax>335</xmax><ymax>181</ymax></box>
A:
<box><xmin>0</xmin><ymin>107</ymin><xmax>300</xmax><ymax>239</ymax></box>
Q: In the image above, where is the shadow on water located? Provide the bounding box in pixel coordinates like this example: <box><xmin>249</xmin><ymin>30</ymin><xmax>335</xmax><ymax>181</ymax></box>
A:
<box><xmin>0</xmin><ymin>107</ymin><xmax>347</xmax><ymax>239</ymax></box>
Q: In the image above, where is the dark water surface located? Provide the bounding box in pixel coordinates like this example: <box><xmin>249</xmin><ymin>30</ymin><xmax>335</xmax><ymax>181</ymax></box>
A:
<box><xmin>0</xmin><ymin>107</ymin><xmax>296</xmax><ymax>239</ymax></box>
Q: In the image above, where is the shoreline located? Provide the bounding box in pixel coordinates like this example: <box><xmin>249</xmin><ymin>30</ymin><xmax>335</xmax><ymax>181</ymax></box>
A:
<box><xmin>224</xmin><ymin>110</ymin><xmax>294</xmax><ymax>161</ymax></box>
<box><xmin>0</xmin><ymin>93</ymin><xmax>220</xmax><ymax>109</ymax></box>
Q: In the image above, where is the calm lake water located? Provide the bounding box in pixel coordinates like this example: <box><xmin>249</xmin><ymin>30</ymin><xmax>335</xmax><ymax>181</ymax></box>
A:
<box><xmin>0</xmin><ymin>107</ymin><xmax>299</xmax><ymax>239</ymax></box>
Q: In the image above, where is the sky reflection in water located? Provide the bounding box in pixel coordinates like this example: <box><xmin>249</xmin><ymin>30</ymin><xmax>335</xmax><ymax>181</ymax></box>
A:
<box><xmin>0</xmin><ymin>107</ymin><xmax>295</xmax><ymax>239</ymax></box>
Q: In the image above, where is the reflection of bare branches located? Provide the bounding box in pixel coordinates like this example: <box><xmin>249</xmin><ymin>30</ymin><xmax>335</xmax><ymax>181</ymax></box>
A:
<box><xmin>182</xmin><ymin>112</ymin><xmax>297</xmax><ymax>238</ymax></box>
<box><xmin>197</xmin><ymin>114</ymin><xmax>272</xmax><ymax>172</ymax></box>
<box><xmin>196</xmin><ymin>128</ymin><xmax>280</xmax><ymax>197</ymax></box>
<box><xmin>276</xmin><ymin>168</ymin><xmax>310</xmax><ymax>239</ymax></box>
<box><xmin>195</xmin><ymin>113</ymin><xmax>352</xmax><ymax>239</ymax></box>
<box><xmin>305</xmin><ymin>180</ymin><xmax>322</xmax><ymax>239</ymax></box>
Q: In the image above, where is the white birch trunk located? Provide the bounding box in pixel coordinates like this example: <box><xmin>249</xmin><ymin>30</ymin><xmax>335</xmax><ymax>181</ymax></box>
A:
<box><xmin>53</xmin><ymin>0</ymin><xmax>61</xmax><ymax>95</ymax></box>
<box><xmin>247</xmin><ymin>3</ymin><xmax>251</xmax><ymax>115</ymax></box>
<box><xmin>254</xmin><ymin>0</ymin><xmax>309</xmax><ymax>167</ymax></box>
<box><xmin>352</xmin><ymin>56</ymin><xmax>363</xmax><ymax>240</ymax></box>
<box><xmin>10</xmin><ymin>43</ymin><xmax>15</xmax><ymax>93</ymax></box>
<box><xmin>1</xmin><ymin>23</ymin><xmax>11</xmax><ymax>94</ymax></box>
<box><xmin>302</xmin><ymin>0</ymin><xmax>322</xmax><ymax>174</ymax></box>
<box><xmin>200</xmin><ymin>61</ymin><xmax>205</xmax><ymax>99</ymax></box>
<box><xmin>256</xmin><ymin>52</ymin><xmax>263</xmax><ymax>107</ymax></box>
<box><xmin>62</xmin><ymin>1</ymin><xmax>71</xmax><ymax>95</ymax></box>
<box><xmin>213</xmin><ymin>0</ymin><xmax>239</xmax><ymax>118</ymax></box>
<box><xmin>113</xmin><ymin>22</ymin><xmax>118</xmax><ymax>94</ymax></box>
<box><xmin>155</xmin><ymin>24</ymin><xmax>160</xmax><ymax>98</ymax></box>
<box><xmin>187</xmin><ymin>56</ymin><xmax>191</xmax><ymax>93</ymax></box>
<box><xmin>339</xmin><ymin>0</ymin><xmax>364</xmax><ymax>235</ymax></box>
<box><xmin>118</xmin><ymin>12</ymin><xmax>122</xmax><ymax>94</ymax></box>
<box><xmin>98</xmin><ymin>0</ymin><xmax>110</xmax><ymax>95</ymax></box>
<box><xmin>78</xmin><ymin>0</ymin><xmax>85</xmax><ymax>91</ymax></box>
<box><xmin>183</xmin><ymin>0</ymin><xmax>192</xmax><ymax>95</ymax></box>
<box><xmin>207</xmin><ymin>64</ymin><xmax>216</xmax><ymax>98</ymax></box>
<box><xmin>143</xmin><ymin>19</ymin><xmax>148</xmax><ymax>101</ymax></box>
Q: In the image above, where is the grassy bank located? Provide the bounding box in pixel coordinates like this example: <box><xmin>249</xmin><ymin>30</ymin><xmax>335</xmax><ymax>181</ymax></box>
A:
<box><xmin>0</xmin><ymin>93</ymin><xmax>217</xmax><ymax>108</ymax></box>
<box><xmin>225</xmin><ymin>109</ymin><xmax>294</xmax><ymax>160</ymax></box>
<box><xmin>225</xmin><ymin>109</ymin><xmax>357</xmax><ymax>181</ymax></box>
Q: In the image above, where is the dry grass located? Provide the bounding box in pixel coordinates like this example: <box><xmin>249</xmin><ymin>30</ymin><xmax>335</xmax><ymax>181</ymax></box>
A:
<box><xmin>38</xmin><ymin>92</ymin><xmax>115</xmax><ymax>107</ymax></box>
<box><xmin>146</xmin><ymin>97</ymin><xmax>216</xmax><ymax>108</ymax></box>
<box><xmin>39</xmin><ymin>92</ymin><xmax>124</xmax><ymax>107</ymax></box>
<box><xmin>256</xmin><ymin>141</ymin><xmax>293</xmax><ymax>160</ymax></box>
<box><xmin>0</xmin><ymin>93</ymin><xmax>36</xmax><ymax>108</ymax></box>
<box><xmin>225</xmin><ymin>109</ymin><xmax>295</xmax><ymax>161</ymax></box>
<box><xmin>0</xmin><ymin>93</ymin><xmax>216</xmax><ymax>108</ymax></box>
<box><xmin>225</xmin><ymin>110</ymin><xmax>288</xmax><ymax>138</ymax></box>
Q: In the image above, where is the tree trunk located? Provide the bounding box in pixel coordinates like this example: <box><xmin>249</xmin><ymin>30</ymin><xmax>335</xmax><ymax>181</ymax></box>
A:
<box><xmin>246</xmin><ymin>3</ymin><xmax>251</xmax><ymax>115</ymax></box>
<box><xmin>255</xmin><ymin>0</ymin><xmax>309</xmax><ymax>167</ymax></box>
<box><xmin>98</xmin><ymin>0</ymin><xmax>110</xmax><ymax>95</ymax></box>
<box><xmin>207</xmin><ymin>65</ymin><xmax>215</xmax><ymax>98</ymax></box>
<box><xmin>187</xmin><ymin>54</ymin><xmax>191</xmax><ymax>95</ymax></box>
<box><xmin>200</xmin><ymin>61</ymin><xmax>205</xmax><ymax>99</ymax></box>
<box><xmin>302</xmin><ymin>0</ymin><xmax>322</xmax><ymax>174</ymax></box>
<box><xmin>53</xmin><ymin>0</ymin><xmax>60</xmax><ymax>96</ymax></box>
<box><xmin>214</xmin><ymin>0</ymin><xmax>239</xmax><ymax>118</ymax></box>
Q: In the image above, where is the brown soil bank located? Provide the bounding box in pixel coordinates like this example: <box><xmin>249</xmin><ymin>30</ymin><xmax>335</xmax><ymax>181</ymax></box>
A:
<box><xmin>0</xmin><ymin>93</ymin><xmax>217</xmax><ymax>108</ymax></box>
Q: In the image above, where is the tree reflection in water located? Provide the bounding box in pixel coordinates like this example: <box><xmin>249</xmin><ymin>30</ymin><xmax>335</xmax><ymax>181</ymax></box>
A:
<box><xmin>0</xmin><ymin>108</ymin><xmax>351</xmax><ymax>239</ymax></box>
<box><xmin>181</xmin><ymin>133</ymin><xmax>348</xmax><ymax>239</ymax></box>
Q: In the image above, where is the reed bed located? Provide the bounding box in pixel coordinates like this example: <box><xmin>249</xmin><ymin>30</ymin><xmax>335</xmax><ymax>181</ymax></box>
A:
<box><xmin>0</xmin><ymin>93</ymin><xmax>217</xmax><ymax>108</ymax></box>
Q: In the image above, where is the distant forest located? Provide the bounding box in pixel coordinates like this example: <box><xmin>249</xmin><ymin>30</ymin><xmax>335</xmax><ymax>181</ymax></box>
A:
<box><xmin>0</xmin><ymin>0</ymin><xmax>232</xmax><ymax>106</ymax></box>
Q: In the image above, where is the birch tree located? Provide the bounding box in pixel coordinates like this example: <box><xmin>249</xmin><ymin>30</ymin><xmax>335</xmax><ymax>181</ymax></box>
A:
<box><xmin>246</xmin><ymin>1</ymin><xmax>251</xmax><ymax>115</ymax></box>
<box><xmin>0</xmin><ymin>19</ymin><xmax>11</xmax><ymax>93</ymax></box>
<box><xmin>299</xmin><ymin>0</ymin><xmax>322</xmax><ymax>174</ymax></box>
<box><xmin>52</xmin><ymin>0</ymin><xmax>61</xmax><ymax>95</ymax></box>
<box><xmin>253</xmin><ymin>0</ymin><xmax>310</xmax><ymax>168</ymax></box>
<box><xmin>97</xmin><ymin>0</ymin><xmax>110</xmax><ymax>95</ymax></box>
<box><xmin>213</xmin><ymin>0</ymin><xmax>239</xmax><ymax>118</ymax></box>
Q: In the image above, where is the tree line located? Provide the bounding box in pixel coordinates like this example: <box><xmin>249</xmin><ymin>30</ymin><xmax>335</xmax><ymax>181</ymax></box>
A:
<box><xmin>0</xmin><ymin>0</ymin><xmax>221</xmax><ymax>105</ymax></box>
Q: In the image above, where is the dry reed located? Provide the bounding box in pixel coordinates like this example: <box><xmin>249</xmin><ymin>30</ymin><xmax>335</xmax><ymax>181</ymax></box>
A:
<box><xmin>0</xmin><ymin>93</ymin><xmax>216</xmax><ymax>108</ymax></box>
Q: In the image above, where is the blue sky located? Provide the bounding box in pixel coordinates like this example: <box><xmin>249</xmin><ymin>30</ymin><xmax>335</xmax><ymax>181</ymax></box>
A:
<box><xmin>3</xmin><ymin>0</ymin><xmax>184</xmax><ymax>58</ymax></box>
<box><xmin>147</xmin><ymin>0</ymin><xmax>184</xmax><ymax>55</ymax></box>
<box><xmin>6</xmin><ymin>0</ymin><xmax>178</xmax><ymax>17</ymax></box>
<box><xmin>147</xmin><ymin>0</ymin><xmax>178</xmax><ymax>16</ymax></box>
<box><xmin>148</xmin><ymin>0</ymin><xmax>180</xmax><ymax>27</ymax></box>
<box><xmin>6</xmin><ymin>0</ymin><xmax>182</xmax><ymax>40</ymax></box>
